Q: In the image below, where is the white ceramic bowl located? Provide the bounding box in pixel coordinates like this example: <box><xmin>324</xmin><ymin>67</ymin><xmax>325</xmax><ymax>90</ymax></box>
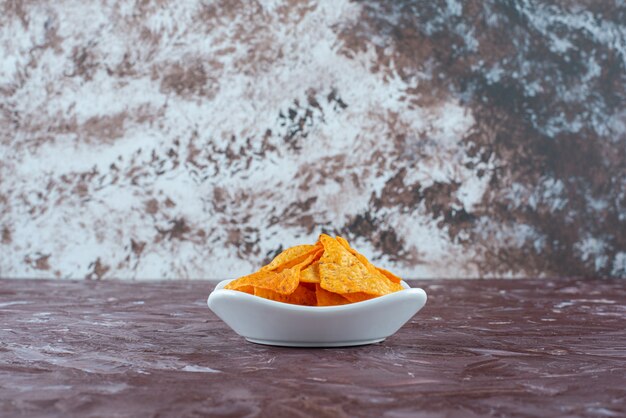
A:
<box><xmin>207</xmin><ymin>279</ymin><xmax>427</xmax><ymax>347</ymax></box>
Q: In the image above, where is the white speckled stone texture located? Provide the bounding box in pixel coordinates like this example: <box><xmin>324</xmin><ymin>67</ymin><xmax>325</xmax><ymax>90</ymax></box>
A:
<box><xmin>1</xmin><ymin>0</ymin><xmax>625</xmax><ymax>279</ymax></box>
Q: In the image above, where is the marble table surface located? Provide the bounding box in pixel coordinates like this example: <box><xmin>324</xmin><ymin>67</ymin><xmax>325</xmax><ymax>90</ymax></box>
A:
<box><xmin>1</xmin><ymin>278</ymin><xmax>625</xmax><ymax>417</ymax></box>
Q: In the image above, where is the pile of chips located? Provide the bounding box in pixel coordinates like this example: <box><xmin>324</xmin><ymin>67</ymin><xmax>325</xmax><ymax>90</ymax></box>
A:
<box><xmin>225</xmin><ymin>234</ymin><xmax>403</xmax><ymax>306</ymax></box>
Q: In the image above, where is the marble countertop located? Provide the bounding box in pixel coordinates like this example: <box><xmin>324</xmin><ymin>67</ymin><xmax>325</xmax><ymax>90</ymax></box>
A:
<box><xmin>1</xmin><ymin>278</ymin><xmax>625</xmax><ymax>417</ymax></box>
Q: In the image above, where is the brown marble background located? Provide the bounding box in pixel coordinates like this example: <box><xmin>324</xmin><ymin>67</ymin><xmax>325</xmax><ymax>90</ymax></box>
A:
<box><xmin>1</xmin><ymin>0</ymin><xmax>625</xmax><ymax>279</ymax></box>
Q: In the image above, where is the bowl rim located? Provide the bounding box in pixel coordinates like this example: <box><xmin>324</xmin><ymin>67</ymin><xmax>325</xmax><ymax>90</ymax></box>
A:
<box><xmin>208</xmin><ymin>278</ymin><xmax>427</xmax><ymax>313</ymax></box>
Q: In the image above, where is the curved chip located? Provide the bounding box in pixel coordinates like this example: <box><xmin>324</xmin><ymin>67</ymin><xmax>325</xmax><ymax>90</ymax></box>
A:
<box><xmin>300</xmin><ymin>261</ymin><xmax>321</xmax><ymax>283</ymax></box>
<box><xmin>342</xmin><ymin>292</ymin><xmax>375</xmax><ymax>303</ymax></box>
<box><xmin>227</xmin><ymin>235</ymin><xmax>402</xmax><ymax>305</ymax></box>
<box><xmin>318</xmin><ymin>234</ymin><xmax>402</xmax><ymax>296</ymax></box>
<box><xmin>375</xmin><ymin>266</ymin><xmax>402</xmax><ymax>284</ymax></box>
<box><xmin>262</xmin><ymin>244</ymin><xmax>318</xmax><ymax>272</ymax></box>
<box><xmin>336</xmin><ymin>235</ymin><xmax>402</xmax><ymax>284</ymax></box>
<box><xmin>255</xmin><ymin>284</ymin><xmax>317</xmax><ymax>306</ymax></box>
<box><xmin>227</xmin><ymin>246</ymin><xmax>322</xmax><ymax>295</ymax></box>
<box><xmin>335</xmin><ymin>236</ymin><xmax>352</xmax><ymax>250</ymax></box>
<box><xmin>315</xmin><ymin>284</ymin><xmax>350</xmax><ymax>306</ymax></box>
<box><xmin>225</xmin><ymin>268</ymin><xmax>300</xmax><ymax>295</ymax></box>
<box><xmin>236</xmin><ymin>285</ymin><xmax>255</xmax><ymax>295</ymax></box>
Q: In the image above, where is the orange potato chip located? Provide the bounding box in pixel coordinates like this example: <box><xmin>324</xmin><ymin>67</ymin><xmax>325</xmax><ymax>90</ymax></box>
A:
<box><xmin>225</xmin><ymin>267</ymin><xmax>300</xmax><ymax>295</ymax></box>
<box><xmin>315</xmin><ymin>284</ymin><xmax>350</xmax><ymax>306</ymax></box>
<box><xmin>336</xmin><ymin>235</ymin><xmax>402</xmax><ymax>284</ymax></box>
<box><xmin>300</xmin><ymin>261</ymin><xmax>321</xmax><ymax>283</ymax></box>
<box><xmin>236</xmin><ymin>285</ymin><xmax>255</xmax><ymax>295</ymax></box>
<box><xmin>375</xmin><ymin>266</ymin><xmax>402</xmax><ymax>284</ymax></box>
<box><xmin>335</xmin><ymin>235</ymin><xmax>352</xmax><ymax>250</ymax></box>
<box><xmin>342</xmin><ymin>292</ymin><xmax>376</xmax><ymax>303</ymax></box>
<box><xmin>295</xmin><ymin>247</ymin><xmax>324</xmax><ymax>273</ymax></box>
<box><xmin>318</xmin><ymin>234</ymin><xmax>402</xmax><ymax>296</ymax></box>
<box><xmin>227</xmin><ymin>235</ymin><xmax>403</xmax><ymax>305</ymax></box>
<box><xmin>255</xmin><ymin>284</ymin><xmax>317</xmax><ymax>306</ymax></box>
<box><xmin>262</xmin><ymin>244</ymin><xmax>318</xmax><ymax>272</ymax></box>
<box><xmin>227</xmin><ymin>246</ymin><xmax>321</xmax><ymax>295</ymax></box>
<box><xmin>275</xmin><ymin>245</ymin><xmax>322</xmax><ymax>272</ymax></box>
<box><xmin>300</xmin><ymin>282</ymin><xmax>317</xmax><ymax>291</ymax></box>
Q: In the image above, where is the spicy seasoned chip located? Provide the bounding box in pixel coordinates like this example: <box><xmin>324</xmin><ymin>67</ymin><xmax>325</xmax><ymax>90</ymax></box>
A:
<box><xmin>236</xmin><ymin>285</ymin><xmax>255</xmax><ymax>295</ymax></box>
<box><xmin>375</xmin><ymin>266</ymin><xmax>402</xmax><ymax>284</ymax></box>
<box><xmin>225</xmin><ymin>268</ymin><xmax>300</xmax><ymax>295</ymax></box>
<box><xmin>318</xmin><ymin>234</ymin><xmax>402</xmax><ymax>296</ymax></box>
<box><xmin>342</xmin><ymin>292</ymin><xmax>375</xmax><ymax>303</ymax></box>
<box><xmin>335</xmin><ymin>236</ymin><xmax>352</xmax><ymax>251</ymax></box>
<box><xmin>227</xmin><ymin>234</ymin><xmax>403</xmax><ymax>305</ymax></box>
<box><xmin>336</xmin><ymin>236</ymin><xmax>402</xmax><ymax>284</ymax></box>
<box><xmin>262</xmin><ymin>244</ymin><xmax>319</xmax><ymax>272</ymax></box>
<box><xmin>226</xmin><ymin>245</ymin><xmax>321</xmax><ymax>294</ymax></box>
<box><xmin>255</xmin><ymin>284</ymin><xmax>317</xmax><ymax>306</ymax></box>
<box><xmin>315</xmin><ymin>284</ymin><xmax>350</xmax><ymax>306</ymax></box>
<box><xmin>300</xmin><ymin>261</ymin><xmax>321</xmax><ymax>283</ymax></box>
<box><xmin>299</xmin><ymin>282</ymin><xmax>317</xmax><ymax>291</ymax></box>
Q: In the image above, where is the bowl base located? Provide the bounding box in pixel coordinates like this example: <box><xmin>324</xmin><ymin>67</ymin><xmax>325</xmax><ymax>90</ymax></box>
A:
<box><xmin>245</xmin><ymin>338</ymin><xmax>386</xmax><ymax>348</ymax></box>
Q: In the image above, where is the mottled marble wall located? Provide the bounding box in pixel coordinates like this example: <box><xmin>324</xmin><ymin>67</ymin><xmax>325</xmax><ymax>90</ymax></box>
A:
<box><xmin>1</xmin><ymin>0</ymin><xmax>625</xmax><ymax>279</ymax></box>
